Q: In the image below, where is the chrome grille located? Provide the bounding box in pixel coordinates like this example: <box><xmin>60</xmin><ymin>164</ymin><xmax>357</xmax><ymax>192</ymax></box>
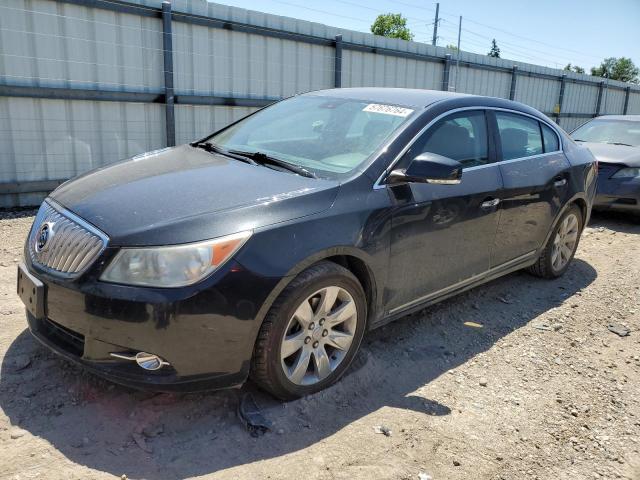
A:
<box><xmin>28</xmin><ymin>200</ymin><xmax>108</xmax><ymax>277</ymax></box>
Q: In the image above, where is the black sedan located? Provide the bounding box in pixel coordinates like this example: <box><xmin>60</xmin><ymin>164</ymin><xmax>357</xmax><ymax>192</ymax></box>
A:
<box><xmin>571</xmin><ymin>115</ymin><xmax>640</xmax><ymax>218</ymax></box>
<box><xmin>18</xmin><ymin>88</ymin><xmax>597</xmax><ymax>399</ymax></box>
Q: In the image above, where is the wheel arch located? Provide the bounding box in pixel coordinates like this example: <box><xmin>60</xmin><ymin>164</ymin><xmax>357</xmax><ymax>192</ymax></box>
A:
<box><xmin>571</xmin><ymin>197</ymin><xmax>588</xmax><ymax>226</ymax></box>
<box><xmin>251</xmin><ymin>247</ymin><xmax>380</xmax><ymax>338</ymax></box>
<box><xmin>540</xmin><ymin>193</ymin><xmax>589</xmax><ymax>251</ymax></box>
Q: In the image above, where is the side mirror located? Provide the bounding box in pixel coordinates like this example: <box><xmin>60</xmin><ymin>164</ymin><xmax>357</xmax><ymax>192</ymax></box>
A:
<box><xmin>387</xmin><ymin>152</ymin><xmax>462</xmax><ymax>185</ymax></box>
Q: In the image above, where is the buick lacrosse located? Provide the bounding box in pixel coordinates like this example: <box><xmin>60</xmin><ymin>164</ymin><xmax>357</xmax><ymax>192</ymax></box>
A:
<box><xmin>18</xmin><ymin>88</ymin><xmax>596</xmax><ymax>399</ymax></box>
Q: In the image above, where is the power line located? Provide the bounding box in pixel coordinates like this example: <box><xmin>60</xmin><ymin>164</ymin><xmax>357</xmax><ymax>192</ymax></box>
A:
<box><xmin>390</xmin><ymin>0</ymin><xmax>436</xmax><ymax>15</ymax></box>
<box><xmin>266</xmin><ymin>0</ymin><xmax>371</xmax><ymax>24</ymax></box>
<box><xmin>438</xmin><ymin>11</ymin><xmax>606</xmax><ymax>61</ymax></box>
<box><xmin>436</xmin><ymin>17</ymin><xmax>590</xmax><ymax>68</ymax></box>
<box><xmin>436</xmin><ymin>30</ymin><xmax>565</xmax><ymax>68</ymax></box>
<box><xmin>386</xmin><ymin>0</ymin><xmax>608</xmax><ymax>65</ymax></box>
<box><xmin>330</xmin><ymin>0</ymin><xmax>433</xmax><ymax>24</ymax></box>
<box><xmin>454</xmin><ymin>23</ymin><xmax>581</xmax><ymax>66</ymax></box>
<box><xmin>255</xmin><ymin>0</ymin><xmax>603</xmax><ymax>69</ymax></box>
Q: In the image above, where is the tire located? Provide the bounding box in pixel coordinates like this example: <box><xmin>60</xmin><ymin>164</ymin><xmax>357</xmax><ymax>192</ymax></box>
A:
<box><xmin>250</xmin><ymin>261</ymin><xmax>367</xmax><ymax>400</ymax></box>
<box><xmin>528</xmin><ymin>204</ymin><xmax>583</xmax><ymax>279</ymax></box>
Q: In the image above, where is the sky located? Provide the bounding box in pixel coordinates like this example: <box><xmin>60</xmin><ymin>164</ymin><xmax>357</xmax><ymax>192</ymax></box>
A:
<box><xmin>212</xmin><ymin>0</ymin><xmax>640</xmax><ymax>71</ymax></box>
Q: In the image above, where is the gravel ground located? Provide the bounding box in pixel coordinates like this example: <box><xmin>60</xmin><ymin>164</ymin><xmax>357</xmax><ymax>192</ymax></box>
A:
<box><xmin>0</xmin><ymin>209</ymin><xmax>638</xmax><ymax>480</ymax></box>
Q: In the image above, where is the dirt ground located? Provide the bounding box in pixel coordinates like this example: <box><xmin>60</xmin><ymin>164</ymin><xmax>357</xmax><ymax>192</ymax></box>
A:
<box><xmin>0</xmin><ymin>209</ymin><xmax>638</xmax><ymax>480</ymax></box>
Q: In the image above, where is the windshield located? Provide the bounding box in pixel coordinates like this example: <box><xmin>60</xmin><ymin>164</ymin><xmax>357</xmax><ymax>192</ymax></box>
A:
<box><xmin>571</xmin><ymin>119</ymin><xmax>640</xmax><ymax>147</ymax></box>
<box><xmin>206</xmin><ymin>95</ymin><xmax>415</xmax><ymax>178</ymax></box>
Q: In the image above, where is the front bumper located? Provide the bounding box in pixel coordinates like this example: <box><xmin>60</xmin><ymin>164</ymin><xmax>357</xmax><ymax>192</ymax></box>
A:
<box><xmin>594</xmin><ymin>164</ymin><xmax>640</xmax><ymax>214</ymax></box>
<box><xmin>21</xmin><ymin>259</ymin><xmax>280</xmax><ymax>392</ymax></box>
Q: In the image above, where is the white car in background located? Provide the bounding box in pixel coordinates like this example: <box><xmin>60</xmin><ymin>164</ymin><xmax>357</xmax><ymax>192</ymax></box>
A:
<box><xmin>571</xmin><ymin>115</ymin><xmax>640</xmax><ymax>219</ymax></box>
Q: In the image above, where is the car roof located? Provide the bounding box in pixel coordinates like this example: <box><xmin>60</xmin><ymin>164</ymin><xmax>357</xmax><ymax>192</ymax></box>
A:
<box><xmin>303</xmin><ymin>87</ymin><xmax>470</xmax><ymax>109</ymax></box>
<box><xmin>593</xmin><ymin>115</ymin><xmax>640</xmax><ymax>121</ymax></box>
<box><xmin>301</xmin><ymin>87</ymin><xmax>551</xmax><ymax>119</ymax></box>
<box><xmin>300</xmin><ymin>88</ymin><xmax>558</xmax><ymax>128</ymax></box>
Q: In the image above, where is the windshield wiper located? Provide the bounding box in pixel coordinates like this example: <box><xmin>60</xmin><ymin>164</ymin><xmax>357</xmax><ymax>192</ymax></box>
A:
<box><xmin>606</xmin><ymin>142</ymin><xmax>633</xmax><ymax>147</ymax></box>
<box><xmin>228</xmin><ymin>150</ymin><xmax>317</xmax><ymax>178</ymax></box>
<box><xmin>191</xmin><ymin>141</ymin><xmax>258</xmax><ymax>165</ymax></box>
<box><xmin>573</xmin><ymin>139</ymin><xmax>586</xmax><ymax>142</ymax></box>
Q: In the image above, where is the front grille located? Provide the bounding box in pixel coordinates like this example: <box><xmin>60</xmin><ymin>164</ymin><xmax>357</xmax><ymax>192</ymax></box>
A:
<box><xmin>42</xmin><ymin>318</ymin><xmax>85</xmax><ymax>357</ymax></box>
<box><xmin>28</xmin><ymin>200</ymin><xmax>108</xmax><ymax>277</ymax></box>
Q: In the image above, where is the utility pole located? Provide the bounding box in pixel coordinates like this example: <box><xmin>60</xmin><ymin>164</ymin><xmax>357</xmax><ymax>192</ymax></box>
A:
<box><xmin>432</xmin><ymin>3</ymin><xmax>439</xmax><ymax>46</ymax></box>
<box><xmin>454</xmin><ymin>16</ymin><xmax>462</xmax><ymax>91</ymax></box>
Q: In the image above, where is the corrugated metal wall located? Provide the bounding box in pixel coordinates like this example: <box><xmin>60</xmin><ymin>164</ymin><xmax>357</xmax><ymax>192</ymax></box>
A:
<box><xmin>0</xmin><ymin>0</ymin><xmax>166</xmax><ymax>206</ymax></box>
<box><xmin>174</xmin><ymin>105</ymin><xmax>256</xmax><ymax>146</ymax></box>
<box><xmin>628</xmin><ymin>91</ymin><xmax>640</xmax><ymax>113</ymax></box>
<box><xmin>172</xmin><ymin>23</ymin><xmax>335</xmax><ymax>98</ymax></box>
<box><xmin>1</xmin><ymin>0</ymin><xmax>639</xmax><ymax>207</ymax></box>
<box><xmin>342</xmin><ymin>51</ymin><xmax>443</xmax><ymax>90</ymax></box>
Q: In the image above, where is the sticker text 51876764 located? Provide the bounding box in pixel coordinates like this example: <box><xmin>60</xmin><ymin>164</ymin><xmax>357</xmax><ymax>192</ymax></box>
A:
<box><xmin>363</xmin><ymin>103</ymin><xmax>414</xmax><ymax>117</ymax></box>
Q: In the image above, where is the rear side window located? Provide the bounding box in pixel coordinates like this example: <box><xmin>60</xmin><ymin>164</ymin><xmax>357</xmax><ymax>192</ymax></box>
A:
<box><xmin>496</xmin><ymin>112</ymin><xmax>543</xmax><ymax>160</ymax></box>
<box><xmin>405</xmin><ymin>110</ymin><xmax>489</xmax><ymax>169</ymax></box>
<box><xmin>541</xmin><ymin>123</ymin><xmax>560</xmax><ymax>152</ymax></box>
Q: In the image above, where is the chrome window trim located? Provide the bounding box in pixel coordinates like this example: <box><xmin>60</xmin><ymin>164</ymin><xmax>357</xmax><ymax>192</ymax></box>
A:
<box><xmin>464</xmin><ymin>151</ymin><xmax>563</xmax><ymax>172</ymax></box>
<box><xmin>373</xmin><ymin>106</ymin><xmax>563</xmax><ymax>189</ymax></box>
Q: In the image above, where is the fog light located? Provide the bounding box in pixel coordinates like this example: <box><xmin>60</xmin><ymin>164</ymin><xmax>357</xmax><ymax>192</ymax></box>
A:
<box><xmin>135</xmin><ymin>352</ymin><xmax>166</xmax><ymax>371</ymax></box>
<box><xmin>110</xmin><ymin>351</ymin><xmax>170</xmax><ymax>370</ymax></box>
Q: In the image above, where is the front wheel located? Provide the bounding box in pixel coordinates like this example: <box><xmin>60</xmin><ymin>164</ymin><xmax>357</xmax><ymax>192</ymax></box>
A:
<box><xmin>528</xmin><ymin>204</ymin><xmax>583</xmax><ymax>279</ymax></box>
<box><xmin>250</xmin><ymin>261</ymin><xmax>367</xmax><ymax>400</ymax></box>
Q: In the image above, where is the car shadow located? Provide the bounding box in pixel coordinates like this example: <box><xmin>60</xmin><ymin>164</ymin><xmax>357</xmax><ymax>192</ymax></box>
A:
<box><xmin>0</xmin><ymin>259</ymin><xmax>597</xmax><ymax>479</ymax></box>
<box><xmin>589</xmin><ymin>210</ymin><xmax>640</xmax><ymax>234</ymax></box>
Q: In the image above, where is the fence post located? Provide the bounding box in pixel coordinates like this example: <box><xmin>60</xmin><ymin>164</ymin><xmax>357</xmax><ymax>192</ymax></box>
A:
<box><xmin>623</xmin><ymin>86</ymin><xmax>631</xmax><ymax>114</ymax></box>
<box><xmin>509</xmin><ymin>65</ymin><xmax>518</xmax><ymax>100</ymax></box>
<box><xmin>442</xmin><ymin>54</ymin><xmax>452</xmax><ymax>91</ymax></box>
<box><xmin>555</xmin><ymin>74</ymin><xmax>566</xmax><ymax>124</ymax></box>
<box><xmin>334</xmin><ymin>34</ymin><xmax>343</xmax><ymax>88</ymax></box>
<box><xmin>594</xmin><ymin>81</ymin><xmax>604</xmax><ymax>118</ymax></box>
<box><xmin>162</xmin><ymin>1</ymin><xmax>176</xmax><ymax>147</ymax></box>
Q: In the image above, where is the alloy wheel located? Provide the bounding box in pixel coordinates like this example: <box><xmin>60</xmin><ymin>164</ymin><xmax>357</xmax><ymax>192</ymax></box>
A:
<box><xmin>551</xmin><ymin>212</ymin><xmax>579</xmax><ymax>272</ymax></box>
<box><xmin>280</xmin><ymin>286</ymin><xmax>358</xmax><ymax>386</ymax></box>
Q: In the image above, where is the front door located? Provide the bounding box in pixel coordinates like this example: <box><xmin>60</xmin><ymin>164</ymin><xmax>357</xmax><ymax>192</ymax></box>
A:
<box><xmin>385</xmin><ymin>110</ymin><xmax>503</xmax><ymax>315</ymax></box>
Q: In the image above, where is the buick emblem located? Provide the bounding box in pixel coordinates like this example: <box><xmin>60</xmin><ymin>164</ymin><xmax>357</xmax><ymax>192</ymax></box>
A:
<box><xmin>36</xmin><ymin>222</ymin><xmax>54</xmax><ymax>252</ymax></box>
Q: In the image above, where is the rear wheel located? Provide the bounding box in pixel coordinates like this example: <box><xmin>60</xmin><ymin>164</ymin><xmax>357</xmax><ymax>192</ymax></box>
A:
<box><xmin>528</xmin><ymin>204</ymin><xmax>583</xmax><ymax>279</ymax></box>
<box><xmin>250</xmin><ymin>261</ymin><xmax>367</xmax><ymax>400</ymax></box>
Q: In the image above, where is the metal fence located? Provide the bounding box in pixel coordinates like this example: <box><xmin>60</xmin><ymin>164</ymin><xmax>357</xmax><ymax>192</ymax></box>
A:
<box><xmin>1</xmin><ymin>0</ymin><xmax>639</xmax><ymax>207</ymax></box>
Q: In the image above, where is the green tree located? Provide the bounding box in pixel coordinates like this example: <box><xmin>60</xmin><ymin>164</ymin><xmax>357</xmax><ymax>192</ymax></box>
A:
<box><xmin>591</xmin><ymin>57</ymin><xmax>639</xmax><ymax>83</ymax></box>
<box><xmin>370</xmin><ymin>13</ymin><xmax>413</xmax><ymax>41</ymax></box>
<box><xmin>446</xmin><ymin>44</ymin><xmax>459</xmax><ymax>52</ymax></box>
<box><xmin>487</xmin><ymin>39</ymin><xmax>500</xmax><ymax>58</ymax></box>
<box><xmin>564</xmin><ymin>63</ymin><xmax>585</xmax><ymax>74</ymax></box>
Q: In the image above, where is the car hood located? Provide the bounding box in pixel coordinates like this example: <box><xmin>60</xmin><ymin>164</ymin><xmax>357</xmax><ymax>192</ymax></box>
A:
<box><xmin>50</xmin><ymin>145</ymin><xmax>340</xmax><ymax>246</ymax></box>
<box><xmin>580</xmin><ymin>142</ymin><xmax>640</xmax><ymax>167</ymax></box>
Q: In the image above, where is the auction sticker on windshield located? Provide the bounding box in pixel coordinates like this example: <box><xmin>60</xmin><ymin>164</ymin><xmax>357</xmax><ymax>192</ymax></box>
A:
<box><xmin>363</xmin><ymin>104</ymin><xmax>414</xmax><ymax>117</ymax></box>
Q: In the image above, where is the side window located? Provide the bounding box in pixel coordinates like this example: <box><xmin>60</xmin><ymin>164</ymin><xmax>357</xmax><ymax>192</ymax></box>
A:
<box><xmin>496</xmin><ymin>112</ymin><xmax>543</xmax><ymax>160</ymax></box>
<box><xmin>541</xmin><ymin>123</ymin><xmax>560</xmax><ymax>152</ymax></box>
<box><xmin>404</xmin><ymin>110</ymin><xmax>489</xmax><ymax>169</ymax></box>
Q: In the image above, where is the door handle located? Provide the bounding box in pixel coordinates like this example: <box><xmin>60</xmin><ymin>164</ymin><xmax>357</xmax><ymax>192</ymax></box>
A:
<box><xmin>554</xmin><ymin>178</ymin><xmax>567</xmax><ymax>187</ymax></box>
<box><xmin>481</xmin><ymin>198</ymin><xmax>500</xmax><ymax>209</ymax></box>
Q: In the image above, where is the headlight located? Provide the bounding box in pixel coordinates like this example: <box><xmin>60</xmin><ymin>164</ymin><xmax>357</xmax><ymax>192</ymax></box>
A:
<box><xmin>101</xmin><ymin>231</ymin><xmax>252</xmax><ymax>287</ymax></box>
<box><xmin>612</xmin><ymin>167</ymin><xmax>640</xmax><ymax>178</ymax></box>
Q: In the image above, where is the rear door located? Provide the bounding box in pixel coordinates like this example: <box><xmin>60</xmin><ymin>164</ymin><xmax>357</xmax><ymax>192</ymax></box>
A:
<box><xmin>385</xmin><ymin>109</ymin><xmax>503</xmax><ymax>314</ymax></box>
<box><xmin>491</xmin><ymin>110</ymin><xmax>572</xmax><ymax>266</ymax></box>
